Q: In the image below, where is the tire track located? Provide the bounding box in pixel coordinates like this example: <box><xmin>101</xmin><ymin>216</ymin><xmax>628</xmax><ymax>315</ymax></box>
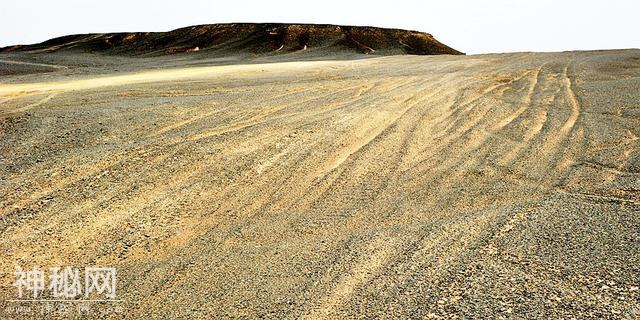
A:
<box><xmin>1</xmin><ymin>92</ymin><xmax>59</xmax><ymax>115</ymax></box>
<box><xmin>560</xmin><ymin>64</ymin><xmax>581</xmax><ymax>135</ymax></box>
<box><xmin>491</xmin><ymin>66</ymin><xmax>542</xmax><ymax>131</ymax></box>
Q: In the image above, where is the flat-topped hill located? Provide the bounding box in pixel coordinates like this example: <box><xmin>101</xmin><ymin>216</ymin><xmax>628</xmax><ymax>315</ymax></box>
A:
<box><xmin>1</xmin><ymin>23</ymin><xmax>463</xmax><ymax>56</ymax></box>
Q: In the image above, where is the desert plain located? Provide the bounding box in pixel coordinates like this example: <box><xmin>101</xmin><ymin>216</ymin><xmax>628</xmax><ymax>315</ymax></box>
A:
<box><xmin>0</xmin><ymin>27</ymin><xmax>639</xmax><ymax>318</ymax></box>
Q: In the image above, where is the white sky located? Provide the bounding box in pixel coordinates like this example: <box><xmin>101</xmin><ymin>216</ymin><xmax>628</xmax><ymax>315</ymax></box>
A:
<box><xmin>1</xmin><ymin>0</ymin><xmax>638</xmax><ymax>54</ymax></box>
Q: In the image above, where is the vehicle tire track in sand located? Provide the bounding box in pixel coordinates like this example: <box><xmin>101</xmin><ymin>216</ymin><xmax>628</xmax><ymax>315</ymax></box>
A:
<box><xmin>314</xmin><ymin>78</ymin><xmax>433</xmax><ymax>178</ymax></box>
<box><xmin>529</xmin><ymin>62</ymin><xmax>583</xmax><ymax>186</ymax></box>
<box><xmin>560</xmin><ymin>64</ymin><xmax>581</xmax><ymax>135</ymax></box>
<box><xmin>317</xmin><ymin>101</ymin><xmax>414</xmax><ymax>177</ymax></box>
<box><xmin>181</xmin><ymin>83</ymin><xmax>369</xmax><ymax>143</ymax></box>
<box><xmin>491</xmin><ymin>66</ymin><xmax>542</xmax><ymax>131</ymax></box>
<box><xmin>146</xmin><ymin>105</ymin><xmax>220</xmax><ymax>138</ymax></box>
<box><xmin>3</xmin><ymin>51</ymin><xmax>639</xmax><ymax>318</ymax></box>
<box><xmin>154</xmin><ymin>83</ymin><xmax>318</xmax><ymax>139</ymax></box>
<box><xmin>209</xmin><ymin>77</ymin><xmax>426</xmax><ymax>216</ymax></box>
<box><xmin>431</xmin><ymin>66</ymin><xmax>531</xmax><ymax>132</ymax></box>
<box><xmin>303</xmin><ymin>236</ymin><xmax>400</xmax><ymax>319</ymax></box>
<box><xmin>496</xmin><ymin>65</ymin><xmax>549</xmax><ymax>166</ymax></box>
<box><xmin>305</xmin><ymin>204</ymin><xmax>500</xmax><ymax>318</ymax></box>
<box><xmin>1</xmin><ymin>92</ymin><xmax>59</xmax><ymax>115</ymax></box>
<box><xmin>494</xmin><ymin>62</ymin><xmax>583</xmax><ymax>188</ymax></box>
<box><xmin>0</xmin><ymin>59</ymin><xmax>69</xmax><ymax>70</ymax></box>
<box><xmin>400</xmin><ymin>66</ymin><xmax>550</xmax><ymax>192</ymax></box>
<box><xmin>412</xmin><ymin>73</ymin><xmax>518</xmax><ymax>168</ymax></box>
<box><xmin>343</xmin><ymin>73</ymin><xmax>476</xmax><ymax>179</ymax></box>
<box><xmin>0</xmin><ymin>145</ymin><xmax>171</xmax><ymax>219</ymax></box>
<box><xmin>1</xmin><ymin>146</ymin><xmax>212</xmax><ymax>265</ymax></box>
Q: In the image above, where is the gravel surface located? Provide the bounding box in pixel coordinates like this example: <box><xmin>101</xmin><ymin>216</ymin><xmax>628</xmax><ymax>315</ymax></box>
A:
<box><xmin>0</xmin><ymin>49</ymin><xmax>638</xmax><ymax>319</ymax></box>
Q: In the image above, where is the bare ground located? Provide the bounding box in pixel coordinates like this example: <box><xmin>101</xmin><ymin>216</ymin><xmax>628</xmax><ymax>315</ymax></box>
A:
<box><xmin>0</xmin><ymin>50</ymin><xmax>639</xmax><ymax>319</ymax></box>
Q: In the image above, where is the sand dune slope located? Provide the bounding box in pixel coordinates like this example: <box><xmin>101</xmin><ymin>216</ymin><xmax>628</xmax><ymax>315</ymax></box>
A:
<box><xmin>0</xmin><ymin>50</ymin><xmax>639</xmax><ymax>318</ymax></box>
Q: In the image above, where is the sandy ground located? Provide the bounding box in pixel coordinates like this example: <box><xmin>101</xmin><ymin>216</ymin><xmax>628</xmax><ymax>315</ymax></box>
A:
<box><xmin>0</xmin><ymin>50</ymin><xmax>639</xmax><ymax>319</ymax></box>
